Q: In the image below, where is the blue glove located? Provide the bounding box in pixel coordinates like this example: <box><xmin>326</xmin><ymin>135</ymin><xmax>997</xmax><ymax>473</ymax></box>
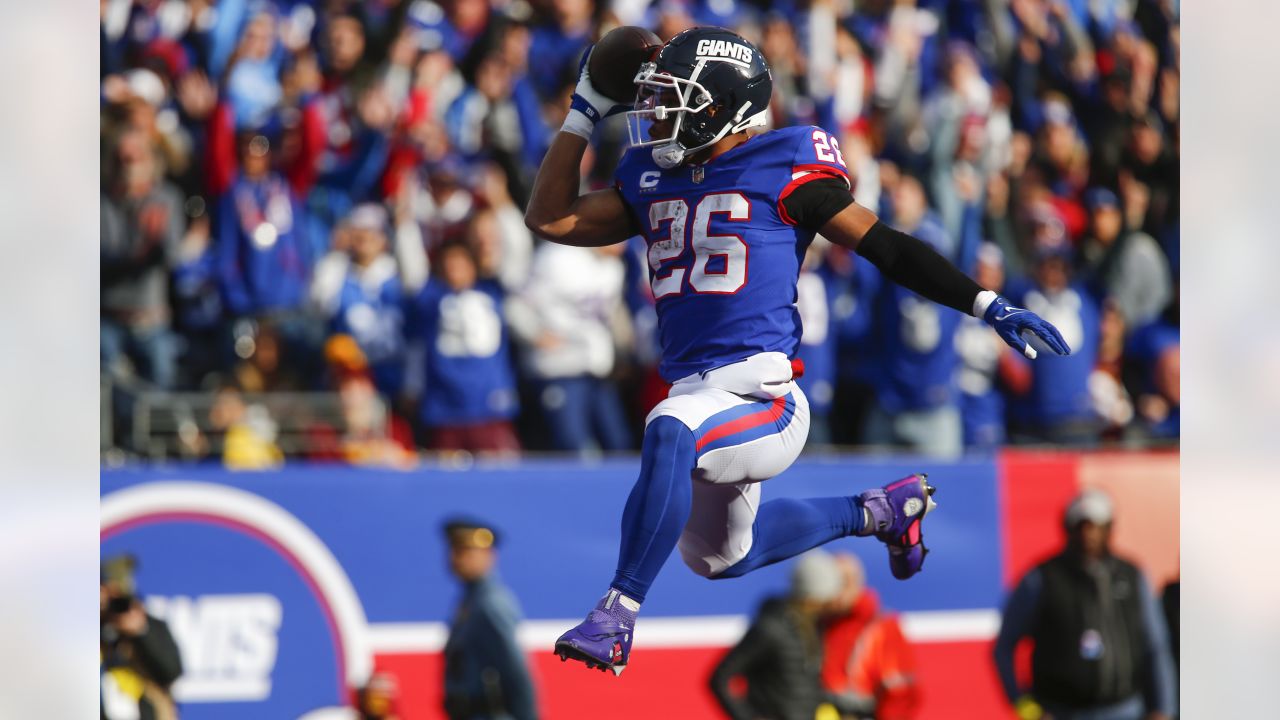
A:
<box><xmin>983</xmin><ymin>295</ymin><xmax>1071</xmax><ymax>360</ymax></box>
<box><xmin>566</xmin><ymin>45</ymin><xmax>628</xmax><ymax>131</ymax></box>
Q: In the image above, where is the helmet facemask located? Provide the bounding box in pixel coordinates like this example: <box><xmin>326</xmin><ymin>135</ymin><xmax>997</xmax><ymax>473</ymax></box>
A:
<box><xmin>626</xmin><ymin>60</ymin><xmax>767</xmax><ymax>170</ymax></box>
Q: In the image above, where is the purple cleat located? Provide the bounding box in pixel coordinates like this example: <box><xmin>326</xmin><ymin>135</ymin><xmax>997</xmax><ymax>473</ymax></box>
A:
<box><xmin>554</xmin><ymin>589</ymin><xmax>637</xmax><ymax>676</ymax></box>
<box><xmin>857</xmin><ymin>473</ymin><xmax>937</xmax><ymax>580</ymax></box>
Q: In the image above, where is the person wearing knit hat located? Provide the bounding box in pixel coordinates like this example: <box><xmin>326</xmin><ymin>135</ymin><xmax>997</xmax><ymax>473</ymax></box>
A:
<box><xmin>993</xmin><ymin>490</ymin><xmax>1176</xmax><ymax>720</ymax></box>
<box><xmin>711</xmin><ymin>550</ymin><xmax>842</xmax><ymax>720</ymax></box>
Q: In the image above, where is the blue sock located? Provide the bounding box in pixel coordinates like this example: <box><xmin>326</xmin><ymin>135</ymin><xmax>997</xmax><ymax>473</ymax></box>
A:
<box><xmin>714</xmin><ymin>496</ymin><xmax>864</xmax><ymax>579</ymax></box>
<box><xmin>610</xmin><ymin>416</ymin><xmax>695</xmax><ymax>603</ymax></box>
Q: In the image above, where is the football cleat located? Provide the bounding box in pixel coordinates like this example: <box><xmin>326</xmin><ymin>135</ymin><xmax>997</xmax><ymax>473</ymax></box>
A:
<box><xmin>857</xmin><ymin>473</ymin><xmax>937</xmax><ymax>580</ymax></box>
<box><xmin>553</xmin><ymin>589</ymin><xmax>636</xmax><ymax>676</ymax></box>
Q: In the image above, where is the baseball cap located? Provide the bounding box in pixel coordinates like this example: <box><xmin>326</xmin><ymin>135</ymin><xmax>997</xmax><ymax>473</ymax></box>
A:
<box><xmin>124</xmin><ymin>68</ymin><xmax>167</xmax><ymax>107</ymax></box>
<box><xmin>1083</xmin><ymin>187</ymin><xmax>1120</xmax><ymax>211</ymax></box>
<box><xmin>790</xmin><ymin>550</ymin><xmax>842</xmax><ymax>602</ymax></box>
<box><xmin>1064</xmin><ymin>489</ymin><xmax>1115</xmax><ymax>527</ymax></box>
<box><xmin>443</xmin><ymin>516</ymin><xmax>500</xmax><ymax>549</ymax></box>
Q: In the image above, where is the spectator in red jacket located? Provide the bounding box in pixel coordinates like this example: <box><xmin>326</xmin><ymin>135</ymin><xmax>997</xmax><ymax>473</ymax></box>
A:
<box><xmin>820</xmin><ymin>553</ymin><xmax>922</xmax><ymax>720</ymax></box>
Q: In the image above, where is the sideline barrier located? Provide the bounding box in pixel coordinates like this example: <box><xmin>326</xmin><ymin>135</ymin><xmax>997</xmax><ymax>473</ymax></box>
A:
<box><xmin>101</xmin><ymin>450</ymin><xmax>1177</xmax><ymax>719</ymax></box>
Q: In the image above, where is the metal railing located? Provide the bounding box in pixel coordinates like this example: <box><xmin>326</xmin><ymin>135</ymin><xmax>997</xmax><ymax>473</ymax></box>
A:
<box><xmin>121</xmin><ymin>389</ymin><xmax>388</xmax><ymax>461</ymax></box>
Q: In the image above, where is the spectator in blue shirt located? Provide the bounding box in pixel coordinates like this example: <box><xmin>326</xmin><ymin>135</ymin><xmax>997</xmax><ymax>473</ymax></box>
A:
<box><xmin>407</xmin><ymin>240</ymin><xmax>520</xmax><ymax>454</ymax></box>
<box><xmin>311</xmin><ymin>203</ymin><xmax>426</xmax><ymax>399</ymax></box>
<box><xmin>1126</xmin><ymin>303</ymin><xmax>1179</xmax><ymax>441</ymax></box>
<box><xmin>954</xmin><ymin>243</ymin><xmax>1019</xmax><ymax>451</ymax></box>
<box><xmin>1008</xmin><ymin>240</ymin><xmax>1103</xmax><ymax>446</ymax></box>
<box><xmin>795</xmin><ymin>240</ymin><xmax>855</xmax><ymax>448</ymax></box>
<box><xmin>862</xmin><ymin>176</ymin><xmax>964</xmax><ymax>458</ymax></box>
<box><xmin>216</xmin><ymin>129</ymin><xmax>311</xmax><ymax>319</ymax></box>
<box><xmin>526</xmin><ymin>0</ymin><xmax>593</xmax><ymax>101</ymax></box>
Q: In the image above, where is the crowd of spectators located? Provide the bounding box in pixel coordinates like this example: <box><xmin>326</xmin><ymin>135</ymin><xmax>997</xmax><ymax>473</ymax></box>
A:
<box><xmin>100</xmin><ymin>0</ymin><xmax>1180</xmax><ymax>461</ymax></box>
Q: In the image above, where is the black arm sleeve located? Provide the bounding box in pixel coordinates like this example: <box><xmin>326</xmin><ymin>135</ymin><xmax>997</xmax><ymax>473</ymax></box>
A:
<box><xmin>855</xmin><ymin>220</ymin><xmax>985</xmax><ymax>316</ymax></box>
<box><xmin>779</xmin><ymin>175</ymin><xmax>855</xmax><ymax>232</ymax></box>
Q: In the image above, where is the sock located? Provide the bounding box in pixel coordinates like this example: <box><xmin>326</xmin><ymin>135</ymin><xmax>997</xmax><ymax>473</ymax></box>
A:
<box><xmin>609</xmin><ymin>416</ymin><xmax>696</xmax><ymax>603</ymax></box>
<box><xmin>714</xmin><ymin>496</ymin><xmax>865</xmax><ymax>579</ymax></box>
<box><xmin>594</xmin><ymin>587</ymin><xmax>641</xmax><ymax>623</ymax></box>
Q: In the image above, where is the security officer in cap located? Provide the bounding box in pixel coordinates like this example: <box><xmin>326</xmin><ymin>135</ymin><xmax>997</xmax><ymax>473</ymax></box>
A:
<box><xmin>441</xmin><ymin>517</ymin><xmax>537</xmax><ymax>720</ymax></box>
<box><xmin>992</xmin><ymin>490</ymin><xmax>1177</xmax><ymax>720</ymax></box>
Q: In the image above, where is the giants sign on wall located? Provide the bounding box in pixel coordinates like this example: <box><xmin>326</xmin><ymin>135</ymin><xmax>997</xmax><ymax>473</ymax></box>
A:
<box><xmin>101</xmin><ymin>451</ymin><xmax>1178</xmax><ymax>720</ymax></box>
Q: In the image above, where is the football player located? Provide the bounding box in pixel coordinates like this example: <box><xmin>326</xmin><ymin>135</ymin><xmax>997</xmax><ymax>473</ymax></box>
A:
<box><xmin>525</xmin><ymin>27</ymin><xmax>1070</xmax><ymax>675</ymax></box>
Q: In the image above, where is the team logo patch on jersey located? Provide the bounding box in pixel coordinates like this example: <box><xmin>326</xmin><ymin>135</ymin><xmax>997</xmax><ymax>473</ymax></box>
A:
<box><xmin>692</xmin><ymin>166</ymin><xmax>704</xmax><ymax>184</ymax></box>
<box><xmin>695</xmin><ymin>39</ymin><xmax>753</xmax><ymax>63</ymax></box>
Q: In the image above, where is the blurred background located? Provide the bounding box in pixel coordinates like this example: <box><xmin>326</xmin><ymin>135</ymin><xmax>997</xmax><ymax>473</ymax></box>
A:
<box><xmin>98</xmin><ymin>0</ymin><xmax>1180</xmax><ymax>718</ymax></box>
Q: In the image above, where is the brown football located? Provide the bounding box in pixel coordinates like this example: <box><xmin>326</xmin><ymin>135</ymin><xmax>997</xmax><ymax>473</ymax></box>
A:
<box><xmin>587</xmin><ymin>26</ymin><xmax>662</xmax><ymax>103</ymax></box>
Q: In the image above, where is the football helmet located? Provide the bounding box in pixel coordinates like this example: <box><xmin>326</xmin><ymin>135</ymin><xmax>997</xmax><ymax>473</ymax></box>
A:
<box><xmin>626</xmin><ymin>27</ymin><xmax>772</xmax><ymax>169</ymax></box>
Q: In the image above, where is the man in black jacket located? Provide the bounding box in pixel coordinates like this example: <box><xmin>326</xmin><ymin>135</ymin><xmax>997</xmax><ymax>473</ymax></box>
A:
<box><xmin>993</xmin><ymin>490</ymin><xmax>1176</xmax><ymax>720</ymax></box>
<box><xmin>100</xmin><ymin>554</ymin><xmax>184</xmax><ymax>720</ymax></box>
<box><xmin>710</xmin><ymin>550</ymin><xmax>842</xmax><ymax>720</ymax></box>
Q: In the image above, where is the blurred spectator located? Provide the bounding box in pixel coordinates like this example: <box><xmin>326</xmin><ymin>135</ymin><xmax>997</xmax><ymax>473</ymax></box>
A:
<box><xmin>1119</xmin><ymin>112</ymin><xmax>1177</xmax><ymax>237</ymax></box>
<box><xmin>222</xmin><ymin>10</ymin><xmax>283</xmax><ymax>132</ymax></box>
<box><xmin>354</xmin><ymin>671</ymin><xmax>403</xmax><ymax>720</ymax></box>
<box><xmin>171</xmin><ymin>212</ymin><xmax>225</xmax><ymax>387</ymax></box>
<box><xmin>102</xmin><ymin>128</ymin><xmax>185</xmax><ymax>389</ymax></box>
<box><xmin>1161</xmin><ymin>578</ymin><xmax>1179</xmax><ymax>683</ymax></box>
<box><xmin>993</xmin><ymin>490</ymin><xmax>1176</xmax><ymax>720</ymax></box>
<box><xmin>305</xmin><ymin>12</ymin><xmax>395</xmax><ymax>230</ymax></box>
<box><xmin>820</xmin><ymin>553</ymin><xmax>921</xmax><ymax>720</ymax></box>
<box><xmin>795</xmin><ymin>239</ymin><xmax>854</xmax><ymax>448</ymax></box>
<box><xmin>466</xmin><ymin>164</ymin><xmax>534</xmax><ymax>292</ymax></box>
<box><xmin>209</xmin><ymin>384</ymin><xmax>284</xmax><ymax>470</ymax></box>
<box><xmin>710</xmin><ymin>550</ymin><xmax>840</xmax><ymax>720</ymax></box>
<box><xmin>954</xmin><ymin>243</ymin><xmax>1024</xmax><ymax>451</ymax></box>
<box><xmin>1125</xmin><ymin>303</ymin><xmax>1179</xmax><ymax>441</ymax></box>
<box><xmin>1091</xmin><ymin>301</ymin><xmax>1137</xmax><ymax>439</ymax></box>
<box><xmin>406</xmin><ymin>241</ymin><xmax>520</xmax><ymax>453</ymax></box>
<box><xmin>445</xmin><ymin>52</ymin><xmax>529</xmax><ymax>178</ymax></box>
<box><xmin>310</xmin><ymin>202</ymin><xmax>425</xmax><ymax>397</ymax></box>
<box><xmin>407</xmin><ymin>0</ymin><xmax>499</xmax><ymax>67</ymax></box>
<box><xmin>862</xmin><ymin>175</ymin><xmax>963</xmax><ymax>458</ymax></box>
<box><xmin>441</xmin><ymin>517</ymin><xmax>537</xmax><ymax>720</ymax></box>
<box><xmin>233</xmin><ymin>321</ymin><xmax>304</xmax><ymax>393</ymax></box>
<box><xmin>507</xmin><ymin>242</ymin><xmax>632</xmax><ymax>453</ymax></box>
<box><xmin>527</xmin><ymin>0</ymin><xmax>593</xmax><ymax>101</ymax></box>
<box><xmin>1007</xmin><ymin>241</ymin><xmax>1102</xmax><ymax>446</ymax></box>
<box><xmin>1077</xmin><ymin>187</ymin><xmax>1171</xmax><ymax>329</ymax></box>
<box><xmin>216</xmin><ymin>129</ymin><xmax>311</xmax><ymax>318</ymax></box>
<box><xmin>326</xmin><ymin>344</ymin><xmax>417</xmax><ymax>469</ymax></box>
<box><xmin>101</xmin><ymin>554</ymin><xmax>183</xmax><ymax>720</ymax></box>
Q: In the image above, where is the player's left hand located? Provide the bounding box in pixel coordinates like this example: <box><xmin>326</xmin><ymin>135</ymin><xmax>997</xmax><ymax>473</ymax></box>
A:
<box><xmin>983</xmin><ymin>295</ymin><xmax>1071</xmax><ymax>360</ymax></box>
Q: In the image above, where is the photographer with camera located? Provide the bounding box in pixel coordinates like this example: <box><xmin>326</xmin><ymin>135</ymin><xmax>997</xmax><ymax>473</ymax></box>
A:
<box><xmin>101</xmin><ymin>555</ymin><xmax>184</xmax><ymax>720</ymax></box>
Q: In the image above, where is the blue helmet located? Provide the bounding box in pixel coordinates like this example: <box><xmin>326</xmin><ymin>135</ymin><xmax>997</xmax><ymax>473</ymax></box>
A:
<box><xmin>626</xmin><ymin>27</ymin><xmax>772</xmax><ymax>169</ymax></box>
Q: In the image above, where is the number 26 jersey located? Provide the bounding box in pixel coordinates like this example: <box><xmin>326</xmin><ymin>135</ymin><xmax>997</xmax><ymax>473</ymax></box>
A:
<box><xmin>614</xmin><ymin>124</ymin><xmax>852</xmax><ymax>382</ymax></box>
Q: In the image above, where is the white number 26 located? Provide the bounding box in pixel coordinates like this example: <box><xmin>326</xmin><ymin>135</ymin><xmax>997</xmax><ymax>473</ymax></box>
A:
<box><xmin>647</xmin><ymin>192</ymin><xmax>750</xmax><ymax>298</ymax></box>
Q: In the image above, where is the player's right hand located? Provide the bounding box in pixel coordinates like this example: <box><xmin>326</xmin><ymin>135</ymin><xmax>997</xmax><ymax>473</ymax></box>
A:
<box><xmin>569</xmin><ymin>45</ymin><xmax>628</xmax><ymax>126</ymax></box>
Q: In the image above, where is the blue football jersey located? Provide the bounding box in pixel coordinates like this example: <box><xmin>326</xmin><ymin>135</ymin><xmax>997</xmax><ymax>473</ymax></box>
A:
<box><xmin>614</xmin><ymin>125</ymin><xmax>853</xmax><ymax>382</ymax></box>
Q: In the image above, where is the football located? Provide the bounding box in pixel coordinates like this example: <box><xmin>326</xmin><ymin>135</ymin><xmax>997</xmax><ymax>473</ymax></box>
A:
<box><xmin>587</xmin><ymin>25</ymin><xmax>662</xmax><ymax>104</ymax></box>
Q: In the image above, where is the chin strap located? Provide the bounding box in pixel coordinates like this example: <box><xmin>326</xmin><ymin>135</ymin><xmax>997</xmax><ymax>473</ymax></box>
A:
<box><xmin>652</xmin><ymin>143</ymin><xmax>685</xmax><ymax>169</ymax></box>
